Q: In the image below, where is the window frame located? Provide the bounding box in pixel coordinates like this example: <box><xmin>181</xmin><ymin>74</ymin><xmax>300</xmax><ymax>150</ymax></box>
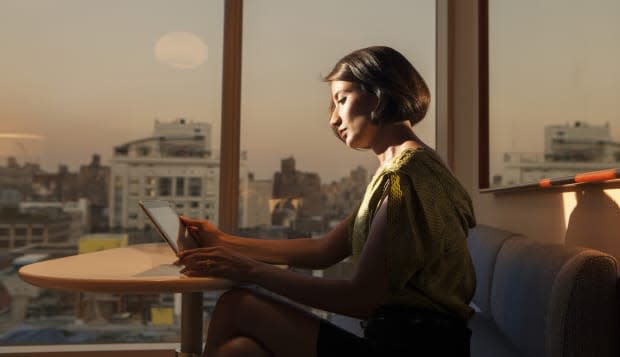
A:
<box><xmin>0</xmin><ymin>0</ymin><xmax>446</xmax><ymax>354</ymax></box>
<box><xmin>217</xmin><ymin>0</ymin><xmax>243</xmax><ymax>233</ymax></box>
<box><xmin>478</xmin><ymin>0</ymin><xmax>620</xmax><ymax>192</ymax></box>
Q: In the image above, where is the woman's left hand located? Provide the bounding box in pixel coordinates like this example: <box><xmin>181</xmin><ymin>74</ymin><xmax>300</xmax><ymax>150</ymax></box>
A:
<box><xmin>175</xmin><ymin>246</ymin><xmax>261</xmax><ymax>282</ymax></box>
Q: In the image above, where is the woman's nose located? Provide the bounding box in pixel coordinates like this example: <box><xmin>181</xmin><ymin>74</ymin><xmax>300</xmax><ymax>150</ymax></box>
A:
<box><xmin>329</xmin><ymin>111</ymin><xmax>341</xmax><ymax>128</ymax></box>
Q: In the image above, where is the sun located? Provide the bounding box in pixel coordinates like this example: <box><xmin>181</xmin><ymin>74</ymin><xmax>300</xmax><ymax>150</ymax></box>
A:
<box><xmin>154</xmin><ymin>32</ymin><xmax>208</xmax><ymax>70</ymax></box>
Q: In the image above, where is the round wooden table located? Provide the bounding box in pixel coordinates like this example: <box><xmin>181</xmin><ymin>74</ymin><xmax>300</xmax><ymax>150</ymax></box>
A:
<box><xmin>19</xmin><ymin>243</ymin><xmax>233</xmax><ymax>357</ymax></box>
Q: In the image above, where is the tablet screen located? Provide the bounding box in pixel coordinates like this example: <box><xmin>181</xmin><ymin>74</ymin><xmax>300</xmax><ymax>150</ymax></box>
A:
<box><xmin>139</xmin><ymin>200</ymin><xmax>185</xmax><ymax>254</ymax></box>
<box><xmin>148</xmin><ymin>205</ymin><xmax>181</xmax><ymax>252</ymax></box>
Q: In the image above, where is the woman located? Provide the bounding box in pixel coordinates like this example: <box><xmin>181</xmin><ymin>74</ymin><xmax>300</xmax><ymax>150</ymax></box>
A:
<box><xmin>176</xmin><ymin>46</ymin><xmax>476</xmax><ymax>357</ymax></box>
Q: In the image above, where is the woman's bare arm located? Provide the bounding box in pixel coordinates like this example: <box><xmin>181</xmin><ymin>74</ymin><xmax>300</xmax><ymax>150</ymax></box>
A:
<box><xmin>182</xmin><ymin>217</ymin><xmax>351</xmax><ymax>269</ymax></box>
<box><xmin>179</xmin><ymin>200</ymin><xmax>390</xmax><ymax>318</ymax></box>
<box><xmin>250</xmin><ymin>199</ymin><xmax>390</xmax><ymax>317</ymax></box>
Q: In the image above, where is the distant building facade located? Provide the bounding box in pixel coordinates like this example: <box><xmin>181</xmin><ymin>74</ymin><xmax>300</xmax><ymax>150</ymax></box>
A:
<box><xmin>2</xmin><ymin>154</ymin><xmax>111</xmax><ymax>232</ymax></box>
<box><xmin>77</xmin><ymin>155</ymin><xmax>111</xmax><ymax>232</ymax></box>
<box><xmin>322</xmin><ymin>165</ymin><xmax>368</xmax><ymax>225</ymax></box>
<box><xmin>498</xmin><ymin>122</ymin><xmax>620</xmax><ymax>186</ymax></box>
<box><xmin>271</xmin><ymin>157</ymin><xmax>323</xmax><ymax>233</ymax></box>
<box><xmin>31</xmin><ymin>165</ymin><xmax>79</xmax><ymax>202</ymax></box>
<box><xmin>0</xmin><ymin>209</ymin><xmax>83</xmax><ymax>250</ymax></box>
<box><xmin>239</xmin><ymin>172</ymin><xmax>272</xmax><ymax>229</ymax></box>
<box><xmin>109</xmin><ymin>118</ymin><xmax>231</xmax><ymax>230</ymax></box>
<box><xmin>0</xmin><ymin>188</ymin><xmax>21</xmax><ymax>208</ymax></box>
<box><xmin>544</xmin><ymin>121</ymin><xmax>620</xmax><ymax>162</ymax></box>
<box><xmin>0</xmin><ymin>157</ymin><xmax>43</xmax><ymax>202</ymax></box>
<box><xmin>18</xmin><ymin>199</ymin><xmax>88</xmax><ymax>239</ymax></box>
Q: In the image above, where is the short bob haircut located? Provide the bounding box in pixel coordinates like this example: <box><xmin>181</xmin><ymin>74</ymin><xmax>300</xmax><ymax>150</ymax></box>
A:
<box><xmin>324</xmin><ymin>46</ymin><xmax>430</xmax><ymax>126</ymax></box>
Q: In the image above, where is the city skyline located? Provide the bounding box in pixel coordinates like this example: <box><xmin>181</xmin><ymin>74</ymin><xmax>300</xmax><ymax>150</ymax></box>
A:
<box><xmin>0</xmin><ymin>141</ymin><xmax>369</xmax><ymax>187</ymax></box>
<box><xmin>0</xmin><ymin>116</ymin><xmax>382</xmax><ymax>183</ymax></box>
<box><xmin>0</xmin><ymin>0</ymin><xmax>436</xmax><ymax>184</ymax></box>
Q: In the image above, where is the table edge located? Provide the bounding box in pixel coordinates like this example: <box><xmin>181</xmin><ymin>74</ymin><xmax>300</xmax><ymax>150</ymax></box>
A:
<box><xmin>18</xmin><ymin>269</ymin><xmax>234</xmax><ymax>294</ymax></box>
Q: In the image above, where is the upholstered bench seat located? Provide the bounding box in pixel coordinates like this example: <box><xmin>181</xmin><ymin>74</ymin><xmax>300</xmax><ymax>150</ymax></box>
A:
<box><xmin>468</xmin><ymin>225</ymin><xmax>619</xmax><ymax>357</ymax></box>
<box><xmin>328</xmin><ymin>224</ymin><xmax>619</xmax><ymax>356</ymax></box>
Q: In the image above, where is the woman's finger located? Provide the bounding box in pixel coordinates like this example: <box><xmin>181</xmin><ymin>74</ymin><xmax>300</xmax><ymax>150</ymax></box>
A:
<box><xmin>180</xmin><ymin>260</ymin><xmax>203</xmax><ymax>270</ymax></box>
<box><xmin>178</xmin><ymin>247</ymin><xmax>216</xmax><ymax>259</ymax></box>
<box><xmin>182</xmin><ymin>269</ymin><xmax>206</xmax><ymax>277</ymax></box>
<box><xmin>179</xmin><ymin>216</ymin><xmax>203</xmax><ymax>227</ymax></box>
<box><xmin>178</xmin><ymin>253</ymin><xmax>222</xmax><ymax>268</ymax></box>
<box><xmin>177</xmin><ymin>253</ymin><xmax>203</xmax><ymax>264</ymax></box>
<box><xmin>186</xmin><ymin>226</ymin><xmax>200</xmax><ymax>238</ymax></box>
<box><xmin>181</xmin><ymin>260</ymin><xmax>217</xmax><ymax>275</ymax></box>
<box><xmin>182</xmin><ymin>254</ymin><xmax>211</xmax><ymax>264</ymax></box>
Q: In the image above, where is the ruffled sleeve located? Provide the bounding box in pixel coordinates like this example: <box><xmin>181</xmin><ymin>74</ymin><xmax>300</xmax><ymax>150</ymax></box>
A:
<box><xmin>383</xmin><ymin>160</ymin><xmax>474</xmax><ymax>293</ymax></box>
<box><xmin>383</xmin><ymin>171</ymin><xmax>428</xmax><ymax>292</ymax></box>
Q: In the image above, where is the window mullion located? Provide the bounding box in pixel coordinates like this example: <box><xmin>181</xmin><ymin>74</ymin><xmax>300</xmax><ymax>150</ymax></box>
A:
<box><xmin>218</xmin><ymin>0</ymin><xmax>243</xmax><ymax>232</ymax></box>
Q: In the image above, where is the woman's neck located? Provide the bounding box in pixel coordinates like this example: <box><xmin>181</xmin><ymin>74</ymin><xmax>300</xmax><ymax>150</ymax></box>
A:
<box><xmin>372</xmin><ymin>121</ymin><xmax>423</xmax><ymax>167</ymax></box>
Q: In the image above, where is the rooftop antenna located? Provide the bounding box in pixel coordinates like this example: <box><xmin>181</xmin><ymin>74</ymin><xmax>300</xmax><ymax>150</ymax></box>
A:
<box><xmin>15</xmin><ymin>141</ymin><xmax>30</xmax><ymax>163</ymax></box>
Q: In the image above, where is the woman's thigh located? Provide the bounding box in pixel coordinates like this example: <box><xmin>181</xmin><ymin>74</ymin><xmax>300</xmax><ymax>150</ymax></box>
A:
<box><xmin>208</xmin><ymin>288</ymin><xmax>323</xmax><ymax>357</ymax></box>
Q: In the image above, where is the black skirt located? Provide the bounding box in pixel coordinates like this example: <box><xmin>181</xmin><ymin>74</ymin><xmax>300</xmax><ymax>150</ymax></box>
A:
<box><xmin>317</xmin><ymin>305</ymin><xmax>471</xmax><ymax>357</ymax></box>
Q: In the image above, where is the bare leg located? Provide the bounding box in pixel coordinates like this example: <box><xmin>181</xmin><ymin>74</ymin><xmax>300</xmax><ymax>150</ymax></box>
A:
<box><xmin>204</xmin><ymin>288</ymin><xmax>321</xmax><ymax>357</ymax></box>
<box><xmin>214</xmin><ymin>336</ymin><xmax>271</xmax><ymax>357</ymax></box>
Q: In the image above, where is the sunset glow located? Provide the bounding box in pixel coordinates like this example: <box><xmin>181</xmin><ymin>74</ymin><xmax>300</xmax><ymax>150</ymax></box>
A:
<box><xmin>0</xmin><ymin>133</ymin><xmax>44</xmax><ymax>140</ymax></box>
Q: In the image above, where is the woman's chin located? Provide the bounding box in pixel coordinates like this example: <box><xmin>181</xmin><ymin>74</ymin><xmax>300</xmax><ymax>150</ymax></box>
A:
<box><xmin>346</xmin><ymin>139</ymin><xmax>371</xmax><ymax>150</ymax></box>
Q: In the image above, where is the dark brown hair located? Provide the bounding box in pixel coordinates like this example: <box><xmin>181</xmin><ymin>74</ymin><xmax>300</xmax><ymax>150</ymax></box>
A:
<box><xmin>325</xmin><ymin>46</ymin><xmax>430</xmax><ymax>126</ymax></box>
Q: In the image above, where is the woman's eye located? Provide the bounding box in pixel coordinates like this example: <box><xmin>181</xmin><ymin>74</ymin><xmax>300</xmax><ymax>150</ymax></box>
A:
<box><xmin>337</xmin><ymin>97</ymin><xmax>346</xmax><ymax>105</ymax></box>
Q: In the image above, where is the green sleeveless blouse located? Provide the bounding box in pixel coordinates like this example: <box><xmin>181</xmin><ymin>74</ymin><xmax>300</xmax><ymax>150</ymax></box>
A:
<box><xmin>349</xmin><ymin>148</ymin><xmax>476</xmax><ymax>320</ymax></box>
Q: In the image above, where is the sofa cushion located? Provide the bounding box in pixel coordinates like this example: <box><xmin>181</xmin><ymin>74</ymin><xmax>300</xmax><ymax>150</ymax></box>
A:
<box><xmin>491</xmin><ymin>238</ymin><xmax>618</xmax><ymax>357</ymax></box>
<box><xmin>467</xmin><ymin>225</ymin><xmax>522</xmax><ymax>318</ymax></box>
<box><xmin>469</xmin><ymin>313</ymin><xmax>523</xmax><ymax>357</ymax></box>
<box><xmin>546</xmin><ymin>251</ymin><xmax>618</xmax><ymax>357</ymax></box>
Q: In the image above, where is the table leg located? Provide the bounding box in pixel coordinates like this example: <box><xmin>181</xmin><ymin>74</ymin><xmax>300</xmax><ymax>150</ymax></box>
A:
<box><xmin>179</xmin><ymin>292</ymin><xmax>203</xmax><ymax>357</ymax></box>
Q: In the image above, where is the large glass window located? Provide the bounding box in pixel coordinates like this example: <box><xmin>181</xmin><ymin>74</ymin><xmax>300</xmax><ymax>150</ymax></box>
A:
<box><xmin>0</xmin><ymin>0</ymin><xmax>438</xmax><ymax>350</ymax></box>
<box><xmin>188</xmin><ymin>177</ymin><xmax>202</xmax><ymax>197</ymax></box>
<box><xmin>0</xmin><ymin>0</ymin><xmax>223</xmax><ymax>346</ymax></box>
<box><xmin>238</xmin><ymin>0</ymin><xmax>436</xmax><ymax>317</ymax></box>
<box><xmin>158</xmin><ymin>177</ymin><xmax>173</xmax><ymax>196</ymax></box>
<box><xmin>488</xmin><ymin>0</ymin><xmax>620</xmax><ymax>188</ymax></box>
<box><xmin>175</xmin><ymin>177</ymin><xmax>185</xmax><ymax>196</ymax></box>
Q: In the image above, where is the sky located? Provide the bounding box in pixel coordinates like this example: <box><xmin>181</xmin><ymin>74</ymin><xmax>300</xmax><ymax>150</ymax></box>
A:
<box><xmin>1</xmin><ymin>1</ymin><xmax>619</xmax><ymax>187</ymax></box>
<box><xmin>0</xmin><ymin>0</ymin><xmax>436</xmax><ymax>184</ymax></box>
<box><xmin>489</xmin><ymin>0</ymin><xmax>620</xmax><ymax>178</ymax></box>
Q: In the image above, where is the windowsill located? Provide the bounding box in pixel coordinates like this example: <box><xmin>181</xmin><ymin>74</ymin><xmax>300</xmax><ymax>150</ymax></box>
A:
<box><xmin>481</xmin><ymin>178</ymin><xmax>620</xmax><ymax>195</ymax></box>
<box><xmin>481</xmin><ymin>168</ymin><xmax>620</xmax><ymax>194</ymax></box>
<box><xmin>0</xmin><ymin>342</ymin><xmax>179</xmax><ymax>355</ymax></box>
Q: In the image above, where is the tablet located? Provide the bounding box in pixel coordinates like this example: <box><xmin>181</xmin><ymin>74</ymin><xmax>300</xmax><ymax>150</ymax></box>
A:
<box><xmin>138</xmin><ymin>200</ymin><xmax>197</xmax><ymax>254</ymax></box>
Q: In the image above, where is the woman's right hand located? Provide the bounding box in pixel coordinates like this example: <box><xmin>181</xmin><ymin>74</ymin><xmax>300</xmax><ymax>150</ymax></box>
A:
<box><xmin>180</xmin><ymin>216</ymin><xmax>225</xmax><ymax>248</ymax></box>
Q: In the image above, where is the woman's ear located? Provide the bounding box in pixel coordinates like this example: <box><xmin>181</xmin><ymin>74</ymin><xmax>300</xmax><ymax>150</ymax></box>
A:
<box><xmin>370</xmin><ymin>112</ymin><xmax>382</xmax><ymax>125</ymax></box>
<box><xmin>369</xmin><ymin>89</ymin><xmax>382</xmax><ymax>125</ymax></box>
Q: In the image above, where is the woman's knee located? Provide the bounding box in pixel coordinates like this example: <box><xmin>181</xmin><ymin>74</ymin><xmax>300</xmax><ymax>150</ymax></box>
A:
<box><xmin>215</xmin><ymin>336</ymin><xmax>271</xmax><ymax>357</ymax></box>
<box><xmin>218</xmin><ymin>287</ymin><xmax>255</xmax><ymax>303</ymax></box>
<box><xmin>216</xmin><ymin>288</ymin><xmax>260</xmax><ymax>310</ymax></box>
<box><xmin>212</xmin><ymin>288</ymin><xmax>263</xmax><ymax>321</ymax></box>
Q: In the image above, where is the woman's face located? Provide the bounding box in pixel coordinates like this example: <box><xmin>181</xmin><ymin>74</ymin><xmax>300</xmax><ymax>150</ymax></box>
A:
<box><xmin>329</xmin><ymin>80</ymin><xmax>379</xmax><ymax>149</ymax></box>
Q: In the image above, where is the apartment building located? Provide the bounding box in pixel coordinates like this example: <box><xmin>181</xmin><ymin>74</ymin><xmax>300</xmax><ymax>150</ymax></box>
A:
<box><xmin>109</xmin><ymin>118</ymin><xmax>221</xmax><ymax>229</ymax></box>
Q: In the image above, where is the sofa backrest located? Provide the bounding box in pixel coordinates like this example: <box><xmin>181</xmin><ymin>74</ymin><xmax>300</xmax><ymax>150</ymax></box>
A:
<box><xmin>488</xmin><ymin>236</ymin><xmax>618</xmax><ymax>357</ymax></box>
<box><xmin>468</xmin><ymin>225</ymin><xmax>619</xmax><ymax>356</ymax></box>
<box><xmin>467</xmin><ymin>225</ymin><xmax>523</xmax><ymax>318</ymax></box>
